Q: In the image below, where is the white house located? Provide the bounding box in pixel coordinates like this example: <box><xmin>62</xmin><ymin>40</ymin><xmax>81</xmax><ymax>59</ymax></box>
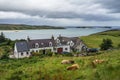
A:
<box><xmin>13</xmin><ymin>35</ymin><xmax>87</xmax><ymax>58</ymax></box>
<box><xmin>14</xmin><ymin>41</ymin><xmax>31</xmax><ymax>58</ymax></box>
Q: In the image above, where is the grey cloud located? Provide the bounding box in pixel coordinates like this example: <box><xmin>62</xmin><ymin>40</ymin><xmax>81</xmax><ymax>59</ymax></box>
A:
<box><xmin>0</xmin><ymin>0</ymin><xmax>120</xmax><ymax>26</ymax></box>
<box><xmin>0</xmin><ymin>10</ymin><xmax>119</xmax><ymax>21</ymax></box>
<box><xmin>0</xmin><ymin>0</ymin><xmax>113</xmax><ymax>21</ymax></box>
<box><xmin>45</xmin><ymin>12</ymin><xmax>118</xmax><ymax>21</ymax></box>
<box><xmin>96</xmin><ymin>0</ymin><xmax>120</xmax><ymax>13</ymax></box>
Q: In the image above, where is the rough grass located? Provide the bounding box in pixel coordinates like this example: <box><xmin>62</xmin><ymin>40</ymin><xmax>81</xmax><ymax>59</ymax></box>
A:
<box><xmin>0</xmin><ymin>49</ymin><xmax>120</xmax><ymax>80</ymax></box>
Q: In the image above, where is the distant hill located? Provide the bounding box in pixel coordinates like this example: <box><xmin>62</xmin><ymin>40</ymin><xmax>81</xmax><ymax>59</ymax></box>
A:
<box><xmin>0</xmin><ymin>24</ymin><xmax>65</xmax><ymax>30</ymax></box>
<box><xmin>67</xmin><ymin>26</ymin><xmax>112</xmax><ymax>28</ymax></box>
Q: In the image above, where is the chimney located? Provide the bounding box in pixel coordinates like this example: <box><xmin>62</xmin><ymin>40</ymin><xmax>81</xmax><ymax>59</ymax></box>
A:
<box><xmin>51</xmin><ymin>35</ymin><xmax>54</xmax><ymax>40</ymax></box>
<box><xmin>27</xmin><ymin>36</ymin><xmax>30</xmax><ymax>42</ymax></box>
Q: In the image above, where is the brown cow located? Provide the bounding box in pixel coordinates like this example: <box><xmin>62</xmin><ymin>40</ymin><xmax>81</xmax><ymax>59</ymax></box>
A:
<box><xmin>61</xmin><ymin>60</ymin><xmax>74</xmax><ymax>64</ymax></box>
<box><xmin>67</xmin><ymin>64</ymin><xmax>79</xmax><ymax>70</ymax></box>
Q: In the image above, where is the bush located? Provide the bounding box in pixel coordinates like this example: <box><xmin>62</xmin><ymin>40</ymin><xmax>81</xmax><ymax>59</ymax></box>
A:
<box><xmin>100</xmin><ymin>38</ymin><xmax>113</xmax><ymax>50</ymax></box>
<box><xmin>0</xmin><ymin>54</ymin><xmax>9</xmax><ymax>60</ymax></box>
<box><xmin>118</xmin><ymin>43</ymin><xmax>120</xmax><ymax>48</ymax></box>
<box><xmin>46</xmin><ymin>52</ymin><xmax>54</xmax><ymax>57</ymax></box>
<box><xmin>62</xmin><ymin>52</ymin><xmax>73</xmax><ymax>57</ymax></box>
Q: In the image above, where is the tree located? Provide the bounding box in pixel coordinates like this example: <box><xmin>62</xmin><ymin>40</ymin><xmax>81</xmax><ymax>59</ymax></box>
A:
<box><xmin>0</xmin><ymin>32</ymin><xmax>6</xmax><ymax>43</ymax></box>
<box><xmin>100</xmin><ymin>38</ymin><xmax>113</xmax><ymax>50</ymax></box>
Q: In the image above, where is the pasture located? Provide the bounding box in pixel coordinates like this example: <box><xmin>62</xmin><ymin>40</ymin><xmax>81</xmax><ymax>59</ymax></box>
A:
<box><xmin>0</xmin><ymin>49</ymin><xmax>120</xmax><ymax>80</ymax></box>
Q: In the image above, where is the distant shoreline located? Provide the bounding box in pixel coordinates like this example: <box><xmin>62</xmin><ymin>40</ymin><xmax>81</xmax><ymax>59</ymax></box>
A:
<box><xmin>67</xmin><ymin>26</ymin><xmax>112</xmax><ymax>29</ymax></box>
<box><xmin>0</xmin><ymin>24</ymin><xmax>65</xmax><ymax>30</ymax></box>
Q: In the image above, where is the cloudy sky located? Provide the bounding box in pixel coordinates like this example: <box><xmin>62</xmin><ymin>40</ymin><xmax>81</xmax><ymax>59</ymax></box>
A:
<box><xmin>0</xmin><ymin>0</ymin><xmax>120</xmax><ymax>26</ymax></box>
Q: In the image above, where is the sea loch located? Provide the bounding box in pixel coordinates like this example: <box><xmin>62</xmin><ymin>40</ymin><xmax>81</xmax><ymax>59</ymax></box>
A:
<box><xmin>0</xmin><ymin>28</ymin><xmax>111</xmax><ymax>40</ymax></box>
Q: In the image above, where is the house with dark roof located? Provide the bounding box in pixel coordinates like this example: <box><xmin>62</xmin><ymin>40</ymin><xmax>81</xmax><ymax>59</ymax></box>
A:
<box><xmin>14</xmin><ymin>41</ymin><xmax>30</xmax><ymax>58</ymax></box>
<box><xmin>13</xmin><ymin>35</ymin><xmax>87</xmax><ymax>58</ymax></box>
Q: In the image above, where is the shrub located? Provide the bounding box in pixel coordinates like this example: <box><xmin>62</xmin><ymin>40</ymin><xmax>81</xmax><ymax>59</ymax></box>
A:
<box><xmin>100</xmin><ymin>38</ymin><xmax>113</xmax><ymax>50</ymax></box>
<box><xmin>62</xmin><ymin>52</ymin><xmax>73</xmax><ymax>57</ymax></box>
<box><xmin>46</xmin><ymin>52</ymin><xmax>53</xmax><ymax>57</ymax></box>
<box><xmin>118</xmin><ymin>43</ymin><xmax>120</xmax><ymax>48</ymax></box>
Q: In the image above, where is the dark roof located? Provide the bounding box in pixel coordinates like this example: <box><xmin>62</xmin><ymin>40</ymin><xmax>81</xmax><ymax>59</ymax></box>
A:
<box><xmin>57</xmin><ymin>36</ymin><xmax>86</xmax><ymax>50</ymax></box>
<box><xmin>57</xmin><ymin>36</ymin><xmax>81</xmax><ymax>45</ymax></box>
<box><xmin>28</xmin><ymin>39</ymin><xmax>55</xmax><ymax>48</ymax></box>
<box><xmin>16</xmin><ymin>41</ymin><xmax>29</xmax><ymax>52</ymax></box>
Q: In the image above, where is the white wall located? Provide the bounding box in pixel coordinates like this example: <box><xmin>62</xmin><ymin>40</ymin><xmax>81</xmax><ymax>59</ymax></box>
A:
<box><xmin>14</xmin><ymin>52</ymin><xmax>31</xmax><ymax>58</ymax></box>
<box><xmin>30</xmin><ymin>47</ymin><xmax>54</xmax><ymax>53</ymax></box>
<box><xmin>14</xmin><ymin>43</ymin><xmax>31</xmax><ymax>58</ymax></box>
<box><xmin>14</xmin><ymin>44</ymin><xmax>71</xmax><ymax>58</ymax></box>
<box><xmin>55</xmin><ymin>45</ymin><xmax>70</xmax><ymax>52</ymax></box>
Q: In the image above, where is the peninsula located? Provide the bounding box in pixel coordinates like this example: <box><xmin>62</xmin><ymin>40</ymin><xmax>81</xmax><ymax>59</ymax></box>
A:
<box><xmin>0</xmin><ymin>24</ymin><xmax>65</xmax><ymax>30</ymax></box>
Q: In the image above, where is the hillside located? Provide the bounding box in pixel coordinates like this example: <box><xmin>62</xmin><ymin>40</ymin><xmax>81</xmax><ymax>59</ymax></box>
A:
<box><xmin>0</xmin><ymin>24</ymin><xmax>65</xmax><ymax>30</ymax></box>
<box><xmin>81</xmin><ymin>30</ymin><xmax>120</xmax><ymax>48</ymax></box>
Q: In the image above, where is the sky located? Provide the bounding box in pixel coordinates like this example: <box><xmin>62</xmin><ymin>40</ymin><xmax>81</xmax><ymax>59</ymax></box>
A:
<box><xmin>0</xmin><ymin>0</ymin><xmax>120</xmax><ymax>26</ymax></box>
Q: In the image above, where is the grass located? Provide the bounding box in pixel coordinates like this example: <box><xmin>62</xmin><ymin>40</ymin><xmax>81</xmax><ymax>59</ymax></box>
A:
<box><xmin>80</xmin><ymin>30</ymin><xmax>120</xmax><ymax>48</ymax></box>
<box><xmin>0</xmin><ymin>49</ymin><xmax>120</xmax><ymax>80</ymax></box>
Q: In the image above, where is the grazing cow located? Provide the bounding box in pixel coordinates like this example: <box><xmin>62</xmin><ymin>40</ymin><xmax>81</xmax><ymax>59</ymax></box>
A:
<box><xmin>92</xmin><ymin>59</ymin><xmax>105</xmax><ymax>67</ymax></box>
<box><xmin>67</xmin><ymin>64</ymin><xmax>79</xmax><ymax>70</ymax></box>
<box><xmin>61</xmin><ymin>60</ymin><xmax>74</xmax><ymax>64</ymax></box>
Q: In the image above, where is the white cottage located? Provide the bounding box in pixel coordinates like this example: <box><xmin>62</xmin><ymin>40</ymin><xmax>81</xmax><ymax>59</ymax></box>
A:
<box><xmin>13</xmin><ymin>36</ymin><xmax>87</xmax><ymax>58</ymax></box>
<box><xmin>14</xmin><ymin>41</ymin><xmax>30</xmax><ymax>58</ymax></box>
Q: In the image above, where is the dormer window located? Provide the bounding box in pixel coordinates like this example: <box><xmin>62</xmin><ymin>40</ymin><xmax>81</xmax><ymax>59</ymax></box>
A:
<box><xmin>49</xmin><ymin>42</ymin><xmax>52</xmax><ymax>47</ymax></box>
<box><xmin>67</xmin><ymin>42</ymin><xmax>70</xmax><ymax>45</ymax></box>
<box><xmin>41</xmin><ymin>43</ymin><xmax>44</xmax><ymax>45</ymax></box>
<box><xmin>70</xmin><ymin>41</ymin><xmax>74</xmax><ymax>46</ymax></box>
<box><xmin>62</xmin><ymin>40</ymin><xmax>64</xmax><ymax>42</ymax></box>
<box><xmin>57</xmin><ymin>39</ymin><xmax>60</xmax><ymax>43</ymax></box>
<box><xmin>35</xmin><ymin>43</ymin><xmax>39</xmax><ymax>48</ymax></box>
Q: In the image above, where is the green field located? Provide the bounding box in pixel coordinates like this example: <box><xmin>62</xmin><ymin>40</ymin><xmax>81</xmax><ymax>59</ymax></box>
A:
<box><xmin>0</xmin><ymin>30</ymin><xmax>120</xmax><ymax>80</ymax></box>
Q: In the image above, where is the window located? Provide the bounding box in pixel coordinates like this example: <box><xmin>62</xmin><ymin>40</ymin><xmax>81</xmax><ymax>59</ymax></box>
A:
<box><xmin>35</xmin><ymin>43</ymin><xmax>39</xmax><ymax>48</ymax></box>
<box><xmin>32</xmin><ymin>50</ymin><xmax>34</xmax><ymax>52</ymax></box>
<box><xmin>36</xmin><ymin>50</ymin><xmax>39</xmax><ymax>53</ymax></box>
<box><xmin>21</xmin><ymin>52</ymin><xmax>23</xmax><ymax>56</ymax></box>
<box><xmin>41</xmin><ymin>43</ymin><xmax>44</xmax><ymax>47</ymax></box>
<box><xmin>57</xmin><ymin>39</ymin><xmax>60</xmax><ymax>43</ymax></box>
<box><xmin>26</xmin><ymin>52</ymin><xmax>29</xmax><ymax>55</ymax></box>
<box><xmin>65</xmin><ymin>48</ymin><xmax>68</xmax><ymax>50</ymax></box>
<box><xmin>49</xmin><ymin>42</ymin><xmax>52</xmax><ymax>46</ymax></box>
<box><xmin>67</xmin><ymin>42</ymin><xmax>70</xmax><ymax>45</ymax></box>
<box><xmin>70</xmin><ymin>41</ymin><xmax>74</xmax><ymax>46</ymax></box>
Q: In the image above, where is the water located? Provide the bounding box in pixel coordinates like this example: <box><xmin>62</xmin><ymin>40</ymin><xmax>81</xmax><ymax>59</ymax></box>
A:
<box><xmin>0</xmin><ymin>28</ymin><xmax>111</xmax><ymax>40</ymax></box>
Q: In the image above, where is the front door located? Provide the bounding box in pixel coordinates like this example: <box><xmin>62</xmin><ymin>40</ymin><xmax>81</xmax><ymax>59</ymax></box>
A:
<box><xmin>57</xmin><ymin>48</ymin><xmax>63</xmax><ymax>53</ymax></box>
<box><xmin>43</xmin><ymin>50</ymin><xmax>46</xmax><ymax>54</ymax></box>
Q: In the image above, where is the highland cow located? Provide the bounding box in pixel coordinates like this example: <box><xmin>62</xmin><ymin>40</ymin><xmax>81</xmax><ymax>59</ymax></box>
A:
<box><xmin>61</xmin><ymin>60</ymin><xmax>74</xmax><ymax>64</ymax></box>
<box><xmin>67</xmin><ymin>64</ymin><xmax>79</xmax><ymax>70</ymax></box>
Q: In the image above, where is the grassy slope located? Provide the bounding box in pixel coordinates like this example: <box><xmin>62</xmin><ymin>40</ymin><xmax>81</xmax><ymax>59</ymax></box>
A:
<box><xmin>0</xmin><ymin>24</ymin><xmax>65</xmax><ymax>30</ymax></box>
<box><xmin>0</xmin><ymin>30</ymin><xmax>120</xmax><ymax>80</ymax></box>
<box><xmin>80</xmin><ymin>30</ymin><xmax>120</xmax><ymax>48</ymax></box>
<box><xmin>0</xmin><ymin>50</ymin><xmax>120</xmax><ymax>80</ymax></box>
